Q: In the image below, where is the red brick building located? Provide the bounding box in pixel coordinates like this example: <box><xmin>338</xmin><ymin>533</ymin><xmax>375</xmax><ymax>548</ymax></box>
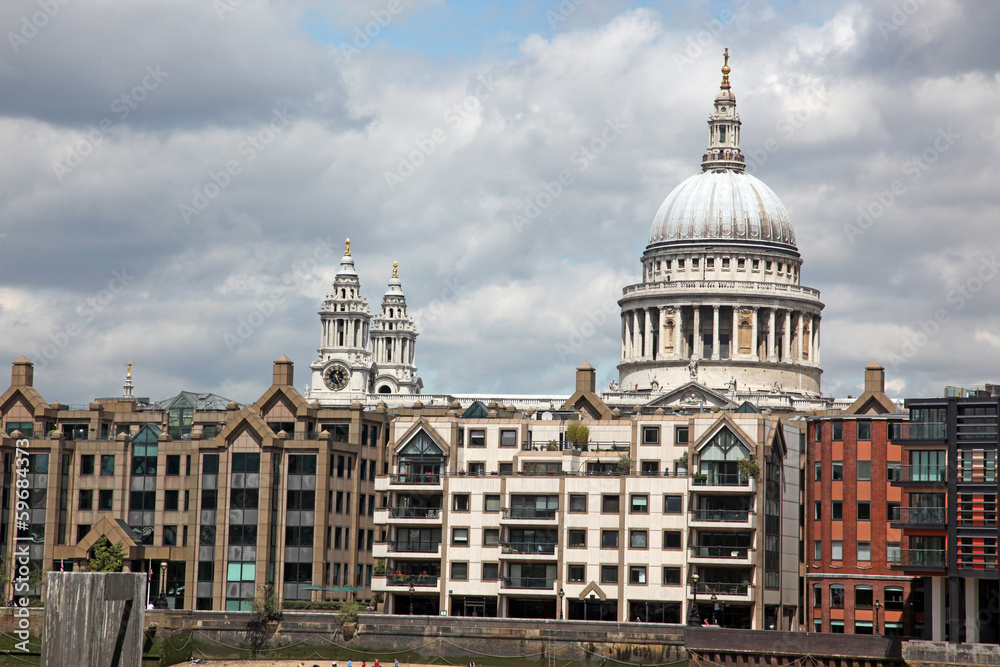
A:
<box><xmin>806</xmin><ymin>362</ymin><xmax>921</xmax><ymax>636</ymax></box>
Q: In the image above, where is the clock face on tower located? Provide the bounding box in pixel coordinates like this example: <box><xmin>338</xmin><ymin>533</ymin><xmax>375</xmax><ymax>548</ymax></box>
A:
<box><xmin>323</xmin><ymin>363</ymin><xmax>350</xmax><ymax>391</ymax></box>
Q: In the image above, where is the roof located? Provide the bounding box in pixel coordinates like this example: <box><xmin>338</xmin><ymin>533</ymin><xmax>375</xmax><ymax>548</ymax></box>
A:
<box><xmin>142</xmin><ymin>390</ymin><xmax>236</xmax><ymax>412</ymax></box>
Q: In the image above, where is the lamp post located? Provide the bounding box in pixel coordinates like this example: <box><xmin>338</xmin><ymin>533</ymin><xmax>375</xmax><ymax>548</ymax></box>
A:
<box><xmin>688</xmin><ymin>572</ymin><xmax>701</xmax><ymax>626</ymax></box>
<box><xmin>874</xmin><ymin>600</ymin><xmax>882</xmax><ymax>635</ymax></box>
<box><xmin>409</xmin><ymin>583</ymin><xmax>415</xmax><ymax>616</ymax></box>
<box><xmin>157</xmin><ymin>561</ymin><xmax>168</xmax><ymax>608</ymax></box>
<box><xmin>558</xmin><ymin>588</ymin><xmax>565</xmax><ymax>620</ymax></box>
<box><xmin>711</xmin><ymin>593</ymin><xmax>718</xmax><ymax>625</ymax></box>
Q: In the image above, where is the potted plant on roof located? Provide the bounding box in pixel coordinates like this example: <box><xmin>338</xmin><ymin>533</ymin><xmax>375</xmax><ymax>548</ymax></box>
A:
<box><xmin>566</xmin><ymin>423</ymin><xmax>589</xmax><ymax>450</ymax></box>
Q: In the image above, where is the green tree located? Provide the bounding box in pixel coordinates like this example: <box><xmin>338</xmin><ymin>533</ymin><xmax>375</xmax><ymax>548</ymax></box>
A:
<box><xmin>88</xmin><ymin>536</ymin><xmax>126</xmax><ymax>572</ymax></box>
<box><xmin>566</xmin><ymin>422</ymin><xmax>590</xmax><ymax>444</ymax></box>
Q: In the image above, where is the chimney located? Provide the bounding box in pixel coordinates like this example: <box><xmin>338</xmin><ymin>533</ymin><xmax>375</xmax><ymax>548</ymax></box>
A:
<box><xmin>576</xmin><ymin>362</ymin><xmax>596</xmax><ymax>393</ymax></box>
<box><xmin>864</xmin><ymin>360</ymin><xmax>885</xmax><ymax>394</ymax></box>
<box><xmin>12</xmin><ymin>357</ymin><xmax>33</xmax><ymax>387</ymax></box>
<box><xmin>273</xmin><ymin>355</ymin><xmax>294</xmax><ymax>386</ymax></box>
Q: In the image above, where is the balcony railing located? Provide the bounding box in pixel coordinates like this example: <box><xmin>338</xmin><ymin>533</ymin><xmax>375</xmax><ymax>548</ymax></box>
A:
<box><xmin>694</xmin><ymin>582</ymin><xmax>749</xmax><ymax>596</ymax></box>
<box><xmin>386</xmin><ymin>574</ymin><xmax>439</xmax><ymax>586</ymax></box>
<box><xmin>501</xmin><ymin>576</ymin><xmax>554</xmax><ymax>590</ymax></box>
<box><xmin>521</xmin><ymin>441</ymin><xmax>630</xmax><ymax>452</ymax></box>
<box><xmin>692</xmin><ymin>474</ymin><xmax>750</xmax><ymax>487</ymax></box>
<box><xmin>894</xmin><ymin>507</ymin><xmax>947</xmax><ymax>525</ymax></box>
<box><xmin>898</xmin><ymin>549</ymin><xmax>947</xmax><ymax>568</ymax></box>
<box><xmin>387</xmin><ymin>540</ymin><xmax>440</xmax><ymax>553</ymax></box>
<box><xmin>390</xmin><ymin>473</ymin><xmax>442</xmax><ymax>485</ymax></box>
<box><xmin>897</xmin><ymin>466</ymin><xmax>948</xmax><ymax>483</ymax></box>
<box><xmin>388</xmin><ymin>507</ymin><xmax>441</xmax><ymax>519</ymax></box>
<box><xmin>501</xmin><ymin>542</ymin><xmax>556</xmax><ymax>555</ymax></box>
<box><xmin>501</xmin><ymin>507</ymin><xmax>557</xmax><ymax>520</ymax></box>
<box><xmin>689</xmin><ymin>509</ymin><xmax>751</xmax><ymax>522</ymax></box>
<box><xmin>889</xmin><ymin>422</ymin><xmax>947</xmax><ymax>441</ymax></box>
<box><xmin>689</xmin><ymin>545</ymin><xmax>751</xmax><ymax>559</ymax></box>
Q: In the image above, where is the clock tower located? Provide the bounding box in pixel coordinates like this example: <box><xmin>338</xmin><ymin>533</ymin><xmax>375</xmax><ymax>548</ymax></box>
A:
<box><xmin>369</xmin><ymin>261</ymin><xmax>421</xmax><ymax>395</ymax></box>
<box><xmin>309</xmin><ymin>239</ymin><xmax>378</xmax><ymax>403</ymax></box>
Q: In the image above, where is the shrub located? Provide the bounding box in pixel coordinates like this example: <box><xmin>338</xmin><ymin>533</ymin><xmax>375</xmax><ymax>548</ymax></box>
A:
<box><xmin>566</xmin><ymin>423</ymin><xmax>590</xmax><ymax>444</ymax></box>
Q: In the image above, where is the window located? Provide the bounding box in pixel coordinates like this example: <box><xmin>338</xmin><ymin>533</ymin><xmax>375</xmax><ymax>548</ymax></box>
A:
<box><xmin>857</xmin><ymin>460</ymin><xmax>871</xmax><ymax>481</ymax></box>
<box><xmin>813</xmin><ymin>583</ymin><xmax>822</xmax><ymax>607</ymax></box>
<box><xmin>452</xmin><ymin>528</ymin><xmax>469</xmax><ymax>546</ymax></box>
<box><xmin>630</xmin><ymin>495</ymin><xmax>648</xmax><ymax>513</ymax></box>
<box><xmin>814</xmin><ymin>423</ymin><xmax>822</xmax><ymax>441</ymax></box>
<box><xmin>813</xmin><ymin>461</ymin><xmax>821</xmax><ymax>481</ymax></box>
<box><xmin>453</xmin><ymin>494</ymin><xmax>470</xmax><ymax>511</ymax></box>
<box><xmin>600</xmin><ymin>565</ymin><xmax>618</xmax><ymax>583</ymax></box>
<box><xmin>468</xmin><ymin>462</ymin><xmax>485</xmax><ymax>476</ymax></box>
<box><xmin>662</xmin><ymin>531</ymin><xmax>682</xmax><ymax>549</ymax></box>
<box><xmin>80</xmin><ymin>455</ymin><xmax>94</xmax><ymax>475</ymax></box>
<box><xmin>855</xmin><ymin>584</ymin><xmax>873</xmax><ymax>608</ymax></box>
<box><xmin>98</xmin><ymin>489</ymin><xmax>113</xmax><ymax>511</ymax></box>
<box><xmin>857</xmin><ymin>502</ymin><xmax>871</xmax><ymax>521</ymax></box>
<box><xmin>76</xmin><ymin>524</ymin><xmax>90</xmax><ymax>544</ymax></box>
<box><xmin>166</xmin><ymin>454</ymin><xmax>180</xmax><ymax>476</ymax></box>
<box><xmin>569</xmin><ymin>494</ymin><xmax>587</xmax><ymax>512</ymax></box>
<box><xmin>887</xmin><ymin>462</ymin><xmax>901</xmax><ymax>482</ymax></box>
<box><xmin>642</xmin><ymin>426</ymin><xmax>659</xmax><ymax>444</ymax></box>
<box><xmin>832</xmin><ymin>422</ymin><xmax>844</xmax><ymax>441</ymax></box>
<box><xmin>451</xmin><ymin>562</ymin><xmax>468</xmax><ymax>580</ymax></box>
<box><xmin>640</xmin><ymin>461</ymin><xmax>660</xmax><ymax>476</ymax></box>
<box><xmin>568</xmin><ymin>564</ymin><xmax>585</xmax><ymax>582</ymax></box>
<box><xmin>887</xmin><ymin>542</ymin><xmax>902</xmax><ymax>563</ymax></box>
<box><xmin>485</xmin><ymin>494</ymin><xmax>500</xmax><ymax>512</ymax></box>
<box><xmin>568</xmin><ymin>529</ymin><xmax>586</xmax><ymax>548</ymax></box>
<box><xmin>498</xmin><ymin>462</ymin><xmax>513</xmax><ymax>476</ymax></box>
<box><xmin>78</xmin><ymin>489</ymin><xmax>93</xmax><ymax>510</ymax></box>
<box><xmin>500</xmin><ymin>430</ymin><xmax>517</xmax><ymax>447</ymax></box>
<box><xmin>831</xmin><ymin>540</ymin><xmax>843</xmax><ymax>561</ymax></box>
<box><xmin>601</xmin><ymin>530</ymin><xmax>619</xmax><ymax>548</ymax></box>
<box><xmin>830</xmin><ymin>584</ymin><xmax>844</xmax><ymax>608</ymax></box>
<box><xmin>629</xmin><ymin>565</ymin><xmax>647</xmax><ymax>584</ymax></box>
<box><xmin>830</xmin><ymin>620</ymin><xmax>844</xmax><ymax>633</ymax></box>
<box><xmin>857</xmin><ymin>421</ymin><xmax>871</xmax><ymax>440</ymax></box>
<box><xmin>857</xmin><ymin>541</ymin><xmax>871</xmax><ymax>562</ymax></box>
<box><xmin>469</xmin><ymin>430</ymin><xmax>486</xmax><ymax>447</ymax></box>
<box><xmin>662</xmin><ymin>567</ymin><xmax>681</xmax><ymax>585</ymax></box>
<box><xmin>813</xmin><ymin>540</ymin><xmax>821</xmax><ymax>560</ymax></box>
<box><xmin>664</xmin><ymin>495</ymin><xmax>682</xmax><ymax>514</ymax></box>
<box><xmin>602</xmin><ymin>495</ymin><xmax>620</xmax><ymax>513</ymax></box>
<box><xmin>482</xmin><ymin>562</ymin><xmax>499</xmax><ymax>581</ymax></box>
<box><xmin>831</xmin><ymin>502</ymin><xmax>842</xmax><ymax>521</ymax></box>
<box><xmin>484</xmin><ymin>528</ymin><xmax>500</xmax><ymax>546</ymax></box>
<box><xmin>675</xmin><ymin>427</ymin><xmax>689</xmax><ymax>445</ymax></box>
<box><xmin>814</xmin><ymin>620</ymin><xmax>823</xmax><ymax>633</ymax></box>
<box><xmin>630</xmin><ymin>530</ymin><xmax>647</xmax><ymax>549</ymax></box>
<box><xmin>164</xmin><ymin>490</ymin><xmax>179</xmax><ymax>512</ymax></box>
<box><xmin>163</xmin><ymin>525</ymin><xmax>177</xmax><ymax>546</ymax></box>
<box><xmin>100</xmin><ymin>455</ymin><xmax>115</xmax><ymax>476</ymax></box>
<box><xmin>884</xmin><ymin>586</ymin><xmax>904</xmax><ymax>610</ymax></box>
<box><xmin>832</xmin><ymin>461</ymin><xmax>843</xmax><ymax>480</ymax></box>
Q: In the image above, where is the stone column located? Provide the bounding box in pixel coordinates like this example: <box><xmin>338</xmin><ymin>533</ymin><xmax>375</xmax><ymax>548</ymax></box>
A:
<box><xmin>621</xmin><ymin>313</ymin><xmax>628</xmax><ymax>360</ymax></box>
<box><xmin>782</xmin><ymin>310</ymin><xmax>791</xmax><ymax>362</ymax></box>
<box><xmin>711</xmin><ymin>305</ymin><xmax>720</xmax><ymax>360</ymax></box>
<box><xmin>751</xmin><ymin>307</ymin><xmax>759</xmax><ymax>361</ymax></box>
<box><xmin>815</xmin><ymin>317</ymin><xmax>821</xmax><ymax>366</ymax></box>
<box><xmin>645</xmin><ymin>307</ymin><xmax>655</xmax><ymax>359</ymax></box>
<box><xmin>731</xmin><ymin>306</ymin><xmax>739</xmax><ymax>359</ymax></box>
<box><xmin>692</xmin><ymin>306</ymin><xmax>701</xmax><ymax>358</ymax></box>
<box><xmin>965</xmin><ymin>578</ymin><xmax>980</xmax><ymax>643</ymax></box>
<box><xmin>675</xmin><ymin>307</ymin><xmax>684</xmax><ymax>359</ymax></box>
<box><xmin>767</xmin><ymin>309</ymin><xmax>776</xmax><ymax>362</ymax></box>
<box><xmin>796</xmin><ymin>311</ymin><xmax>804</xmax><ymax>362</ymax></box>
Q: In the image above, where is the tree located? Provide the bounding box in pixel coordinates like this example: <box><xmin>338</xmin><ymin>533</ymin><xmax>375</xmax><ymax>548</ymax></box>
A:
<box><xmin>738</xmin><ymin>456</ymin><xmax>760</xmax><ymax>479</ymax></box>
<box><xmin>88</xmin><ymin>536</ymin><xmax>126</xmax><ymax>572</ymax></box>
<box><xmin>616</xmin><ymin>454</ymin><xmax>632</xmax><ymax>473</ymax></box>
<box><xmin>566</xmin><ymin>423</ymin><xmax>590</xmax><ymax>444</ymax></box>
<box><xmin>246</xmin><ymin>583</ymin><xmax>283</xmax><ymax>657</ymax></box>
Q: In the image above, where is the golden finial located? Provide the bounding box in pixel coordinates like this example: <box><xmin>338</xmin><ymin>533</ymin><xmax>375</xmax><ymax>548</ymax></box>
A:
<box><xmin>344</xmin><ymin>238</ymin><xmax>351</xmax><ymax>256</ymax></box>
<box><xmin>126</xmin><ymin>361</ymin><xmax>133</xmax><ymax>379</ymax></box>
<box><xmin>392</xmin><ymin>261</ymin><xmax>398</xmax><ymax>278</ymax></box>
<box><xmin>721</xmin><ymin>48</ymin><xmax>731</xmax><ymax>89</ymax></box>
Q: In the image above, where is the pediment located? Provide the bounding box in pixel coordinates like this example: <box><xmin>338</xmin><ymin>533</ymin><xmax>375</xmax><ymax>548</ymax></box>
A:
<box><xmin>645</xmin><ymin>381</ymin><xmax>732</xmax><ymax>410</ymax></box>
<box><xmin>578</xmin><ymin>581</ymin><xmax>607</xmax><ymax>600</ymax></box>
<box><xmin>393</xmin><ymin>419</ymin><xmax>449</xmax><ymax>457</ymax></box>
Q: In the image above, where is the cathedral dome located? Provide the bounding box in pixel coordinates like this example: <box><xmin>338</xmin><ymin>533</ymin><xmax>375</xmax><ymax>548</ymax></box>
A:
<box><xmin>648</xmin><ymin>169</ymin><xmax>796</xmax><ymax>248</ymax></box>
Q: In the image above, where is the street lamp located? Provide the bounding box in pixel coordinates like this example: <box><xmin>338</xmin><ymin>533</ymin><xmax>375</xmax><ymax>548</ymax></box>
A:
<box><xmin>558</xmin><ymin>588</ymin><xmax>565</xmax><ymax>620</ymax></box>
<box><xmin>874</xmin><ymin>600</ymin><xmax>882</xmax><ymax>635</ymax></box>
<box><xmin>711</xmin><ymin>593</ymin><xmax>718</xmax><ymax>625</ymax></box>
<box><xmin>409</xmin><ymin>583</ymin><xmax>415</xmax><ymax>616</ymax></box>
<box><xmin>688</xmin><ymin>571</ymin><xmax>701</xmax><ymax>626</ymax></box>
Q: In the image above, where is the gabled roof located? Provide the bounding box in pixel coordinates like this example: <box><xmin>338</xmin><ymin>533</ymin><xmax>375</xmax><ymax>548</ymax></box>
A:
<box><xmin>735</xmin><ymin>401</ymin><xmax>761</xmax><ymax>413</ymax></box>
<box><xmin>0</xmin><ymin>385</ymin><xmax>50</xmax><ymax>415</ymax></box>
<box><xmin>393</xmin><ymin>418</ymin><xmax>450</xmax><ymax>456</ymax></box>
<box><xmin>217</xmin><ymin>407</ymin><xmax>281</xmax><ymax>446</ymax></box>
<box><xmin>645</xmin><ymin>381</ymin><xmax>732</xmax><ymax>410</ymax></box>
<box><xmin>577</xmin><ymin>581</ymin><xmax>608</xmax><ymax>600</ymax></box>
<box><xmin>462</xmin><ymin>401</ymin><xmax>489</xmax><ymax>419</ymax></box>
<box><xmin>253</xmin><ymin>384</ymin><xmax>313</xmax><ymax>418</ymax></box>
<box><xmin>144</xmin><ymin>391</ymin><xmax>236</xmax><ymax>412</ymax></box>
<box><xmin>690</xmin><ymin>412</ymin><xmax>758</xmax><ymax>456</ymax></box>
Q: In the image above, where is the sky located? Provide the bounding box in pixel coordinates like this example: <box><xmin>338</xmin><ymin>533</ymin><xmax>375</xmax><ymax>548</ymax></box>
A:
<box><xmin>1</xmin><ymin>0</ymin><xmax>999</xmax><ymax>405</ymax></box>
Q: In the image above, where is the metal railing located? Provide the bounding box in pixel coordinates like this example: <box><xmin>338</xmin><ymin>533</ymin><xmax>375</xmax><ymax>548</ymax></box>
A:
<box><xmin>893</xmin><ymin>507</ymin><xmax>947</xmax><ymax>525</ymax></box>
<box><xmin>889</xmin><ymin>422</ymin><xmax>947</xmax><ymax>441</ymax></box>
<box><xmin>387</xmin><ymin>507</ymin><xmax>441</xmax><ymax>519</ymax></box>
<box><xmin>694</xmin><ymin>582</ymin><xmax>749</xmax><ymax>596</ymax></box>
<box><xmin>390</xmin><ymin>473</ymin><xmax>442</xmax><ymax>485</ymax></box>
<box><xmin>386</xmin><ymin>540</ymin><xmax>440</xmax><ymax>553</ymax></box>
<box><xmin>521</xmin><ymin>441</ymin><xmax>630</xmax><ymax>452</ymax></box>
<box><xmin>386</xmin><ymin>574</ymin><xmax>439</xmax><ymax>586</ymax></box>
<box><xmin>898</xmin><ymin>549</ymin><xmax>946</xmax><ymax>568</ymax></box>
<box><xmin>692</xmin><ymin>474</ymin><xmax>751</xmax><ymax>487</ymax></box>
<box><xmin>501</xmin><ymin>542</ymin><xmax>556</xmax><ymax>555</ymax></box>
<box><xmin>689</xmin><ymin>509</ymin><xmax>751</xmax><ymax>522</ymax></box>
<box><xmin>501</xmin><ymin>507</ymin><xmax>557</xmax><ymax>520</ymax></box>
<box><xmin>500</xmin><ymin>576</ymin><xmax>554</xmax><ymax>590</ymax></box>
<box><xmin>689</xmin><ymin>545</ymin><xmax>751</xmax><ymax>559</ymax></box>
<box><xmin>896</xmin><ymin>465</ymin><xmax>948</xmax><ymax>483</ymax></box>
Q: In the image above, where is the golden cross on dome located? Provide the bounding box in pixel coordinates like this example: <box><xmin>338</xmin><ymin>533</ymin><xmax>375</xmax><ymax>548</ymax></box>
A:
<box><xmin>345</xmin><ymin>238</ymin><xmax>351</xmax><ymax>256</ymax></box>
<box><xmin>392</xmin><ymin>261</ymin><xmax>398</xmax><ymax>278</ymax></box>
<box><xmin>721</xmin><ymin>48</ymin><xmax>731</xmax><ymax>88</ymax></box>
<box><xmin>126</xmin><ymin>361</ymin><xmax>133</xmax><ymax>379</ymax></box>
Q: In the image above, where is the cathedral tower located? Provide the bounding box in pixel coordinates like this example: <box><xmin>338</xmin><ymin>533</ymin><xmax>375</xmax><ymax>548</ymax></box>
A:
<box><xmin>369</xmin><ymin>262</ymin><xmax>421</xmax><ymax>395</ymax></box>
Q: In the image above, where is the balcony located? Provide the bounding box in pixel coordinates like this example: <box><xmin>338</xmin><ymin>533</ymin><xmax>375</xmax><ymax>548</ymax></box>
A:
<box><xmin>890</xmin><ymin>507</ymin><xmax>947</xmax><ymax>527</ymax></box>
<box><xmin>385</xmin><ymin>574</ymin><xmax>439</xmax><ymax>587</ymax></box>
<box><xmin>389</xmin><ymin>472</ymin><xmax>442</xmax><ymax>485</ymax></box>
<box><xmin>891</xmin><ymin>549</ymin><xmax>947</xmax><ymax>570</ymax></box>
<box><xmin>521</xmin><ymin>440</ymin><xmax>630</xmax><ymax>452</ymax></box>
<box><xmin>689</xmin><ymin>509</ymin><xmax>753</xmax><ymax>527</ymax></box>
<box><xmin>894</xmin><ymin>466</ymin><xmax>948</xmax><ymax>485</ymax></box>
<box><xmin>386</xmin><ymin>507</ymin><xmax>441</xmax><ymax>520</ymax></box>
<box><xmin>500</xmin><ymin>542</ymin><xmax>557</xmax><ymax>559</ymax></box>
<box><xmin>500</xmin><ymin>576</ymin><xmax>554</xmax><ymax>591</ymax></box>
<box><xmin>501</xmin><ymin>507</ymin><xmax>557</xmax><ymax>521</ymax></box>
<box><xmin>692</xmin><ymin>582</ymin><xmax>750</xmax><ymax>597</ymax></box>
<box><xmin>689</xmin><ymin>546</ymin><xmax>754</xmax><ymax>565</ymax></box>
<box><xmin>373</xmin><ymin>540</ymin><xmax>441</xmax><ymax>559</ymax></box>
<box><xmin>690</xmin><ymin>475</ymin><xmax>755</xmax><ymax>493</ymax></box>
<box><xmin>889</xmin><ymin>422</ymin><xmax>947</xmax><ymax>441</ymax></box>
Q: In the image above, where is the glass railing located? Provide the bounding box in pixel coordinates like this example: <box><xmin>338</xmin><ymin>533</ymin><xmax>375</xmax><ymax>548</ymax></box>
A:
<box><xmin>689</xmin><ymin>509</ymin><xmax>751</xmax><ymax>522</ymax></box>
<box><xmin>501</xmin><ymin>542</ymin><xmax>556</xmax><ymax>555</ymax></box>
<box><xmin>502</xmin><ymin>507</ymin><xmax>557</xmax><ymax>520</ymax></box>
<box><xmin>890</xmin><ymin>422</ymin><xmax>947</xmax><ymax>441</ymax></box>
<box><xmin>689</xmin><ymin>545</ymin><xmax>750</xmax><ymax>559</ymax></box>
<box><xmin>900</xmin><ymin>549</ymin><xmax>946</xmax><ymax>568</ymax></box>
<box><xmin>693</xmin><ymin>474</ymin><xmax>750</xmax><ymax>487</ymax></box>
<box><xmin>694</xmin><ymin>582</ymin><xmax>749</xmax><ymax>596</ymax></box>
<box><xmin>388</xmin><ymin>507</ymin><xmax>441</xmax><ymax>519</ymax></box>
<box><xmin>898</xmin><ymin>466</ymin><xmax>948</xmax><ymax>483</ymax></box>
<box><xmin>389</xmin><ymin>540</ymin><xmax>440</xmax><ymax>553</ymax></box>
<box><xmin>386</xmin><ymin>574</ymin><xmax>439</xmax><ymax>586</ymax></box>
<box><xmin>894</xmin><ymin>507</ymin><xmax>947</xmax><ymax>524</ymax></box>
<box><xmin>501</xmin><ymin>576</ymin><xmax>554</xmax><ymax>590</ymax></box>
